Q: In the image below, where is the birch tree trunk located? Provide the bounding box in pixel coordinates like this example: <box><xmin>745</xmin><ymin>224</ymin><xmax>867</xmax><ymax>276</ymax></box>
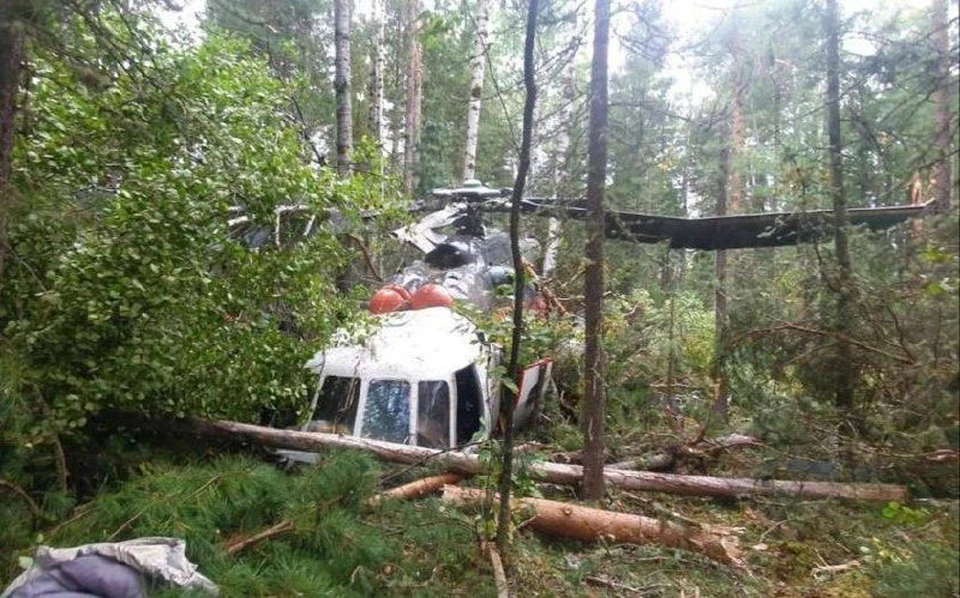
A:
<box><xmin>930</xmin><ymin>0</ymin><xmax>953</xmax><ymax>213</ymax></box>
<box><xmin>367</xmin><ymin>0</ymin><xmax>385</xmax><ymax>147</ymax></box>
<box><xmin>582</xmin><ymin>0</ymin><xmax>611</xmax><ymax>500</ymax></box>
<box><xmin>461</xmin><ymin>0</ymin><xmax>490</xmax><ymax>182</ymax></box>
<box><xmin>542</xmin><ymin>70</ymin><xmax>577</xmax><ymax>279</ymax></box>
<box><xmin>334</xmin><ymin>0</ymin><xmax>353</xmax><ymax>176</ymax></box>
<box><xmin>403</xmin><ymin>0</ymin><xmax>422</xmax><ymax>195</ymax></box>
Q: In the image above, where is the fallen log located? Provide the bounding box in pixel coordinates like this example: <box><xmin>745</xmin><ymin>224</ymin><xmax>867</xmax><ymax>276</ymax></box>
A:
<box><xmin>369</xmin><ymin>473</ymin><xmax>463</xmax><ymax>505</ymax></box>
<box><xmin>609</xmin><ymin>433</ymin><xmax>760</xmax><ymax>471</ymax></box>
<box><xmin>443</xmin><ymin>485</ymin><xmax>745</xmax><ymax>569</ymax></box>
<box><xmin>487</xmin><ymin>543</ymin><xmax>510</xmax><ymax>598</ymax></box>
<box><xmin>194</xmin><ymin>419</ymin><xmax>907</xmax><ymax>502</ymax></box>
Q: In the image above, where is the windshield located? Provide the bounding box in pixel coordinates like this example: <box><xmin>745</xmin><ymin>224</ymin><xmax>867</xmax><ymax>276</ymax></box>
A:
<box><xmin>417</xmin><ymin>381</ymin><xmax>450</xmax><ymax>448</ymax></box>
<box><xmin>362</xmin><ymin>380</ymin><xmax>411</xmax><ymax>443</ymax></box>
<box><xmin>312</xmin><ymin>376</ymin><xmax>361</xmax><ymax>433</ymax></box>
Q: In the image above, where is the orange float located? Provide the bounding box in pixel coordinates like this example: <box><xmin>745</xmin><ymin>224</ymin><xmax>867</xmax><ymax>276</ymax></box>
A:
<box><xmin>369</xmin><ymin>287</ymin><xmax>408</xmax><ymax>313</ymax></box>
<box><xmin>409</xmin><ymin>283</ymin><xmax>454</xmax><ymax>310</ymax></box>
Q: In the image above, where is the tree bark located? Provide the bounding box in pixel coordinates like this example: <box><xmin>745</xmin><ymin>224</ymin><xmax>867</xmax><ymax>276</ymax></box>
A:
<box><xmin>334</xmin><ymin>0</ymin><xmax>353</xmax><ymax>176</ymax></box>
<box><xmin>609</xmin><ymin>433</ymin><xmax>759</xmax><ymax>472</ymax></box>
<box><xmin>0</xmin><ymin>9</ymin><xmax>24</xmax><ymax>279</ymax></box>
<box><xmin>542</xmin><ymin>67</ymin><xmax>576</xmax><ymax>279</ymax></box>
<box><xmin>930</xmin><ymin>0</ymin><xmax>953</xmax><ymax>213</ymax></box>
<box><xmin>443</xmin><ymin>485</ymin><xmax>746</xmax><ymax>569</ymax></box>
<box><xmin>367</xmin><ymin>0</ymin><xmax>385</xmax><ymax>146</ymax></box>
<box><xmin>582</xmin><ymin>0</ymin><xmax>611</xmax><ymax>501</ymax></box>
<box><xmin>191</xmin><ymin>419</ymin><xmax>908</xmax><ymax>502</ymax></box>
<box><xmin>403</xmin><ymin>0</ymin><xmax>422</xmax><ymax>195</ymax></box>
<box><xmin>824</xmin><ymin>0</ymin><xmax>856</xmax><ymax>416</ymax></box>
<box><xmin>496</xmin><ymin>0</ymin><xmax>538</xmax><ymax>552</ymax></box>
<box><xmin>713</xmin><ymin>146</ymin><xmax>731</xmax><ymax>420</ymax></box>
<box><xmin>461</xmin><ymin>0</ymin><xmax>489</xmax><ymax>182</ymax></box>
<box><xmin>368</xmin><ymin>473</ymin><xmax>463</xmax><ymax>505</ymax></box>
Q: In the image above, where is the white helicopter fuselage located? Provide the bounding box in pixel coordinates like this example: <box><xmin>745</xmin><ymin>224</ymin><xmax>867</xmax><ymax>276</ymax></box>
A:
<box><xmin>284</xmin><ymin>307</ymin><xmax>551</xmax><ymax>460</ymax></box>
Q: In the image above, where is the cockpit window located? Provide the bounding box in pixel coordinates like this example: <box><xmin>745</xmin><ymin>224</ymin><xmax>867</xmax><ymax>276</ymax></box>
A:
<box><xmin>417</xmin><ymin>381</ymin><xmax>450</xmax><ymax>449</ymax></box>
<box><xmin>312</xmin><ymin>376</ymin><xmax>361</xmax><ymax>433</ymax></box>
<box><xmin>362</xmin><ymin>380</ymin><xmax>411</xmax><ymax>443</ymax></box>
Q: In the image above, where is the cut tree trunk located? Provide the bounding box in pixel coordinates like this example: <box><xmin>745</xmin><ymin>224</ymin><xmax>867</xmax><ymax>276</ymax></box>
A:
<box><xmin>442</xmin><ymin>485</ymin><xmax>745</xmax><ymax>569</ymax></box>
<box><xmin>369</xmin><ymin>473</ymin><xmax>463</xmax><ymax>505</ymax></box>
<box><xmin>194</xmin><ymin>419</ymin><xmax>907</xmax><ymax>502</ymax></box>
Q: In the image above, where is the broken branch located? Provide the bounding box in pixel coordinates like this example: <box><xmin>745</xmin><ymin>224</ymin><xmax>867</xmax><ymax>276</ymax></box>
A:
<box><xmin>369</xmin><ymin>473</ymin><xmax>463</xmax><ymax>505</ymax></box>
<box><xmin>224</xmin><ymin>520</ymin><xmax>295</xmax><ymax>555</ymax></box>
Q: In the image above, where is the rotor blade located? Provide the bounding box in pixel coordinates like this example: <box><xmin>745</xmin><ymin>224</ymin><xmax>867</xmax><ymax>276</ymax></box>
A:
<box><xmin>519</xmin><ymin>198</ymin><xmax>934</xmax><ymax>250</ymax></box>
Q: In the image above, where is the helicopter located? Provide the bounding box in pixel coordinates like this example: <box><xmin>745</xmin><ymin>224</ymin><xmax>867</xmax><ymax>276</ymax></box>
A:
<box><xmin>229</xmin><ymin>180</ymin><xmax>932</xmax><ymax>457</ymax></box>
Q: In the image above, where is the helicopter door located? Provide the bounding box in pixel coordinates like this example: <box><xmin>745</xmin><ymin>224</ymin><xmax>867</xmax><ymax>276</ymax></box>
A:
<box><xmin>514</xmin><ymin>360</ymin><xmax>553</xmax><ymax>426</ymax></box>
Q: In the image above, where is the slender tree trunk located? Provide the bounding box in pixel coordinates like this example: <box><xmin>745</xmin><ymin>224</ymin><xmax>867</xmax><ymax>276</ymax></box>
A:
<box><xmin>931</xmin><ymin>0</ymin><xmax>952</xmax><ymax>213</ymax></box>
<box><xmin>729</xmin><ymin>53</ymin><xmax>744</xmax><ymax>217</ymax></box>
<box><xmin>825</xmin><ymin>0</ymin><xmax>855</xmax><ymax>416</ymax></box>
<box><xmin>543</xmin><ymin>68</ymin><xmax>576</xmax><ymax>279</ymax></box>
<box><xmin>712</xmin><ymin>147</ymin><xmax>730</xmax><ymax>418</ymax></box>
<box><xmin>0</xmin><ymin>11</ymin><xmax>24</xmax><ymax>279</ymax></box>
<box><xmin>334</xmin><ymin>0</ymin><xmax>353</xmax><ymax>176</ymax></box>
<box><xmin>582</xmin><ymin>0</ymin><xmax>610</xmax><ymax>501</ymax></box>
<box><xmin>403</xmin><ymin>0</ymin><xmax>422</xmax><ymax>195</ymax></box>
<box><xmin>497</xmin><ymin>0</ymin><xmax>538</xmax><ymax>553</ymax></box>
<box><xmin>462</xmin><ymin>0</ymin><xmax>489</xmax><ymax>182</ymax></box>
<box><xmin>712</xmin><ymin>43</ymin><xmax>745</xmax><ymax>422</ymax></box>
<box><xmin>367</xmin><ymin>0</ymin><xmax>385</xmax><ymax>146</ymax></box>
<box><xmin>541</xmin><ymin>217</ymin><xmax>562</xmax><ymax>278</ymax></box>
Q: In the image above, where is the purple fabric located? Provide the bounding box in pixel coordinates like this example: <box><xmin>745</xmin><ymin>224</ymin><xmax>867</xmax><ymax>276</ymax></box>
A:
<box><xmin>7</xmin><ymin>555</ymin><xmax>143</xmax><ymax>598</ymax></box>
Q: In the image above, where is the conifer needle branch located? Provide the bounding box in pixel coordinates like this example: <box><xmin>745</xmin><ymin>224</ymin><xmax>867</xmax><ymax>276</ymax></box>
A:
<box><xmin>744</xmin><ymin>322</ymin><xmax>917</xmax><ymax>365</ymax></box>
<box><xmin>0</xmin><ymin>479</ymin><xmax>42</xmax><ymax>521</ymax></box>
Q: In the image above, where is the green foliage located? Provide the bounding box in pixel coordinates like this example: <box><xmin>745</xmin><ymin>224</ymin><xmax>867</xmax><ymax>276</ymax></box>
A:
<box><xmin>18</xmin><ymin>453</ymin><xmax>386</xmax><ymax>596</ymax></box>
<box><xmin>868</xmin><ymin>537</ymin><xmax>960</xmax><ymax>598</ymax></box>
<box><xmin>880</xmin><ymin>501</ymin><xmax>930</xmax><ymax>527</ymax></box>
<box><xmin>0</xmin><ymin>15</ymin><xmax>383</xmax><ymax>448</ymax></box>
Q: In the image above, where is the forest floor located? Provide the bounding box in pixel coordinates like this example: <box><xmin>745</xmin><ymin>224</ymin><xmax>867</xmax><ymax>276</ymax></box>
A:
<box><xmin>3</xmin><ymin>427</ymin><xmax>957</xmax><ymax>598</ymax></box>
